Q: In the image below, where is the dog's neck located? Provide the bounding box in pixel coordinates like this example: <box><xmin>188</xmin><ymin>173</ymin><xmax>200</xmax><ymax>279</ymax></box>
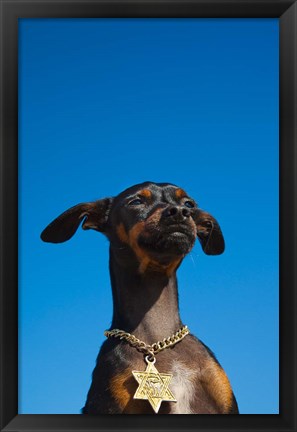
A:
<box><xmin>109</xmin><ymin>247</ymin><xmax>183</xmax><ymax>344</ymax></box>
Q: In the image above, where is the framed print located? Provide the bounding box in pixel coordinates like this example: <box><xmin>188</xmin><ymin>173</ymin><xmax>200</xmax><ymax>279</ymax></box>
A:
<box><xmin>0</xmin><ymin>1</ymin><xmax>296</xmax><ymax>431</ymax></box>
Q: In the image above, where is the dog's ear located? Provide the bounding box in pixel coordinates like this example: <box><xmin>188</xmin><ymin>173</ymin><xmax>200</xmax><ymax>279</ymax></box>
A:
<box><xmin>40</xmin><ymin>198</ymin><xmax>113</xmax><ymax>243</ymax></box>
<box><xmin>195</xmin><ymin>210</ymin><xmax>225</xmax><ymax>255</ymax></box>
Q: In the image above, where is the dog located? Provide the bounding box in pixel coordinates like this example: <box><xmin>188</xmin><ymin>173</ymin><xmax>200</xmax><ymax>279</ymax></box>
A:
<box><xmin>41</xmin><ymin>181</ymin><xmax>239</xmax><ymax>414</ymax></box>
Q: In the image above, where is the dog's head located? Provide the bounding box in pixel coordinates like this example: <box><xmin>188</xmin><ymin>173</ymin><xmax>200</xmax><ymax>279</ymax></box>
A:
<box><xmin>41</xmin><ymin>182</ymin><xmax>224</xmax><ymax>273</ymax></box>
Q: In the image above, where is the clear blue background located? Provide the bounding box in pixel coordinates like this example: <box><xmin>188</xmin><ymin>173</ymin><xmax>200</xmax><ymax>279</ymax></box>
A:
<box><xmin>18</xmin><ymin>18</ymin><xmax>279</xmax><ymax>414</ymax></box>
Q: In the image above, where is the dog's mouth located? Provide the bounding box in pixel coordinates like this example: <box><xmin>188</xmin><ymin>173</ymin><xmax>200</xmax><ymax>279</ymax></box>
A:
<box><xmin>165</xmin><ymin>223</ymin><xmax>193</xmax><ymax>235</ymax></box>
<box><xmin>138</xmin><ymin>221</ymin><xmax>197</xmax><ymax>259</ymax></box>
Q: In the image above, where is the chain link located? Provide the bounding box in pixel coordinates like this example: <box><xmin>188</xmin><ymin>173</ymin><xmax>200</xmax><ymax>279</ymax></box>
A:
<box><xmin>104</xmin><ymin>325</ymin><xmax>190</xmax><ymax>359</ymax></box>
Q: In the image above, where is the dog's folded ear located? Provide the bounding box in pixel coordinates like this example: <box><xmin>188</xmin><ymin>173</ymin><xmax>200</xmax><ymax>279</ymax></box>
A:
<box><xmin>40</xmin><ymin>198</ymin><xmax>113</xmax><ymax>243</ymax></box>
<box><xmin>195</xmin><ymin>210</ymin><xmax>225</xmax><ymax>255</ymax></box>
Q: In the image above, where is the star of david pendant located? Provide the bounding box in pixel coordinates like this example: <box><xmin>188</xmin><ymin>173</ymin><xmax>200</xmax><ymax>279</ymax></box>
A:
<box><xmin>132</xmin><ymin>356</ymin><xmax>177</xmax><ymax>413</ymax></box>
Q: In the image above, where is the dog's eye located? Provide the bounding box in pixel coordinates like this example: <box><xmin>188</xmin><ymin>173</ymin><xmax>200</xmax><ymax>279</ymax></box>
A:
<box><xmin>184</xmin><ymin>200</ymin><xmax>195</xmax><ymax>208</ymax></box>
<box><xmin>128</xmin><ymin>198</ymin><xmax>143</xmax><ymax>206</ymax></box>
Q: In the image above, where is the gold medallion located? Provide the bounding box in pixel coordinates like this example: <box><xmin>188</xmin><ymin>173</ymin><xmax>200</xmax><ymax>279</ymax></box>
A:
<box><xmin>132</xmin><ymin>356</ymin><xmax>177</xmax><ymax>413</ymax></box>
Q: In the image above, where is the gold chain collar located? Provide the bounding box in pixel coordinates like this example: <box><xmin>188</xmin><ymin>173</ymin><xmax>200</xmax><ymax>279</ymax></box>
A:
<box><xmin>104</xmin><ymin>325</ymin><xmax>190</xmax><ymax>360</ymax></box>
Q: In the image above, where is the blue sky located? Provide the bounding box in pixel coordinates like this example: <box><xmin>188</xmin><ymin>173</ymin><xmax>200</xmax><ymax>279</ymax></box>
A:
<box><xmin>18</xmin><ymin>18</ymin><xmax>279</xmax><ymax>414</ymax></box>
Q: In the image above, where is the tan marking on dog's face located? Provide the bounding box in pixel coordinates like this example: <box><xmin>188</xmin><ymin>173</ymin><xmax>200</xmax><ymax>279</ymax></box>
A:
<box><xmin>175</xmin><ymin>188</ymin><xmax>187</xmax><ymax>199</ymax></box>
<box><xmin>116</xmin><ymin>221</ymin><xmax>151</xmax><ymax>272</ymax></box>
<box><xmin>202</xmin><ymin>358</ymin><xmax>234</xmax><ymax>413</ymax></box>
<box><xmin>109</xmin><ymin>369</ymin><xmax>135</xmax><ymax>410</ymax></box>
<box><xmin>138</xmin><ymin>189</ymin><xmax>152</xmax><ymax>199</ymax></box>
<box><xmin>128</xmin><ymin>222</ymin><xmax>152</xmax><ymax>273</ymax></box>
<box><xmin>116</xmin><ymin>223</ymin><xmax>129</xmax><ymax>244</ymax></box>
<box><xmin>117</xmin><ymin>223</ymin><xmax>150</xmax><ymax>272</ymax></box>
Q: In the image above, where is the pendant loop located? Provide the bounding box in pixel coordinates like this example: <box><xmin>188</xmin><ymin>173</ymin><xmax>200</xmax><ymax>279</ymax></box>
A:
<box><xmin>145</xmin><ymin>354</ymin><xmax>156</xmax><ymax>364</ymax></box>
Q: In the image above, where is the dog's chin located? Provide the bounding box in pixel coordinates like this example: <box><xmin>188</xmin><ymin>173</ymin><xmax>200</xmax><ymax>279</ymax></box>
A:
<box><xmin>160</xmin><ymin>231</ymin><xmax>195</xmax><ymax>254</ymax></box>
<box><xmin>138</xmin><ymin>230</ymin><xmax>196</xmax><ymax>263</ymax></box>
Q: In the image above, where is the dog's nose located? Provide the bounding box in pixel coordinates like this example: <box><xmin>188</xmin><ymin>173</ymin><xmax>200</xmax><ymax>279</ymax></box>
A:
<box><xmin>163</xmin><ymin>206</ymin><xmax>190</xmax><ymax>220</ymax></box>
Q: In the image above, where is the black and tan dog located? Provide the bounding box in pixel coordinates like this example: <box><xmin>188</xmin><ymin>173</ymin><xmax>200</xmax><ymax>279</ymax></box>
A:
<box><xmin>41</xmin><ymin>181</ymin><xmax>239</xmax><ymax>414</ymax></box>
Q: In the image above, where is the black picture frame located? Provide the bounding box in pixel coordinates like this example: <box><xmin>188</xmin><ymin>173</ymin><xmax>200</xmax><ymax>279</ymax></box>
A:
<box><xmin>1</xmin><ymin>1</ymin><xmax>296</xmax><ymax>431</ymax></box>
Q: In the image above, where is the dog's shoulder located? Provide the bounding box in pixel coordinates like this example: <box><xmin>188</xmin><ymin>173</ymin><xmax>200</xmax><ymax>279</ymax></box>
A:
<box><xmin>172</xmin><ymin>334</ymin><xmax>239</xmax><ymax>414</ymax></box>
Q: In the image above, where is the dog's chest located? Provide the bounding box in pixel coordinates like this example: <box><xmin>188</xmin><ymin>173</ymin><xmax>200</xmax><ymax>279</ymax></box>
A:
<box><xmin>168</xmin><ymin>360</ymin><xmax>196</xmax><ymax>414</ymax></box>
